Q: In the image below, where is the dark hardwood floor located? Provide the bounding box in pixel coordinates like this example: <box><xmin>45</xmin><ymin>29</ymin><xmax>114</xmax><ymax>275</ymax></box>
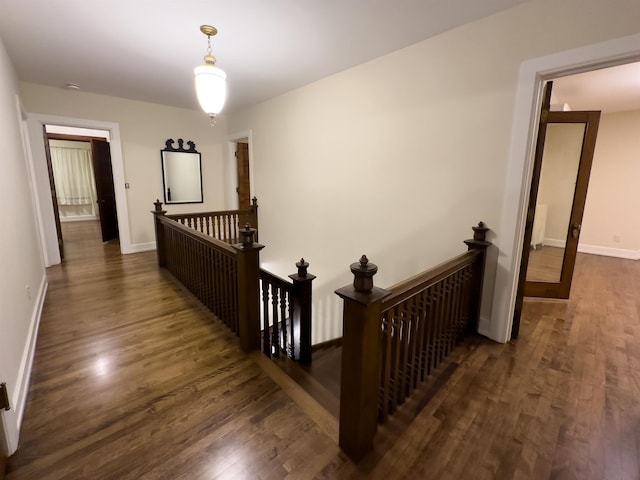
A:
<box><xmin>6</xmin><ymin>221</ymin><xmax>640</xmax><ymax>479</ymax></box>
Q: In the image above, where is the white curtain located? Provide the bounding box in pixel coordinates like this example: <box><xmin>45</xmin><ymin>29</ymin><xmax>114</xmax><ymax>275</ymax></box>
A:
<box><xmin>50</xmin><ymin>146</ymin><xmax>97</xmax><ymax>207</ymax></box>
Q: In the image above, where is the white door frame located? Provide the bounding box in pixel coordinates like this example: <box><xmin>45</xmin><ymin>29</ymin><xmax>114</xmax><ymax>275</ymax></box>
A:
<box><xmin>489</xmin><ymin>32</ymin><xmax>640</xmax><ymax>343</ymax></box>
<box><xmin>26</xmin><ymin>113</ymin><xmax>132</xmax><ymax>266</ymax></box>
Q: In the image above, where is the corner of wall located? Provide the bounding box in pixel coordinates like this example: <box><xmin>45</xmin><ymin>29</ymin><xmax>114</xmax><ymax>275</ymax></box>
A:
<box><xmin>127</xmin><ymin>242</ymin><xmax>156</xmax><ymax>254</ymax></box>
<box><xmin>3</xmin><ymin>273</ymin><xmax>47</xmax><ymax>455</ymax></box>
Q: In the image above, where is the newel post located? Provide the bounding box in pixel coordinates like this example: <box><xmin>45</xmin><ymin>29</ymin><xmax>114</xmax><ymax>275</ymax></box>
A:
<box><xmin>464</xmin><ymin>222</ymin><xmax>491</xmax><ymax>332</ymax></box>
<box><xmin>335</xmin><ymin>255</ymin><xmax>390</xmax><ymax>461</ymax></box>
<box><xmin>232</xmin><ymin>224</ymin><xmax>265</xmax><ymax>352</ymax></box>
<box><xmin>289</xmin><ymin>258</ymin><xmax>316</xmax><ymax>364</ymax></box>
<box><xmin>151</xmin><ymin>199</ymin><xmax>167</xmax><ymax>268</ymax></box>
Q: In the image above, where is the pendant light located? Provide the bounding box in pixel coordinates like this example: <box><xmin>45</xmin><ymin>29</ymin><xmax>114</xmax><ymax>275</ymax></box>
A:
<box><xmin>194</xmin><ymin>25</ymin><xmax>227</xmax><ymax>124</ymax></box>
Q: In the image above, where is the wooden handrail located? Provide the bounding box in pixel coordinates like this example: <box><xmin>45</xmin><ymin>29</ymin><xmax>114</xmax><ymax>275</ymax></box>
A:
<box><xmin>166</xmin><ymin>197</ymin><xmax>259</xmax><ymax>244</ymax></box>
<box><xmin>381</xmin><ymin>250</ymin><xmax>479</xmax><ymax>312</ymax></box>
<box><xmin>152</xmin><ymin>201</ymin><xmax>264</xmax><ymax>352</ymax></box>
<box><xmin>335</xmin><ymin>222</ymin><xmax>491</xmax><ymax>460</ymax></box>
<box><xmin>159</xmin><ymin>213</ymin><xmax>236</xmax><ymax>253</ymax></box>
<box><xmin>259</xmin><ymin>268</ymin><xmax>292</xmax><ymax>289</ymax></box>
<box><xmin>152</xmin><ymin>199</ymin><xmax>314</xmax><ymax>362</ymax></box>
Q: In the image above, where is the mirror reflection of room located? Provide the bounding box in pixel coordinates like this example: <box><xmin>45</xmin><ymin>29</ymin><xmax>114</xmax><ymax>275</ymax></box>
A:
<box><xmin>526</xmin><ymin>122</ymin><xmax>586</xmax><ymax>283</ymax></box>
<box><xmin>161</xmin><ymin>139</ymin><xmax>203</xmax><ymax>204</ymax></box>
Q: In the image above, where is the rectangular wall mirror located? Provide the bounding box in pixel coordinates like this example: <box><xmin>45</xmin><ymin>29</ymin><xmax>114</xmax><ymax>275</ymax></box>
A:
<box><xmin>161</xmin><ymin>138</ymin><xmax>203</xmax><ymax>204</ymax></box>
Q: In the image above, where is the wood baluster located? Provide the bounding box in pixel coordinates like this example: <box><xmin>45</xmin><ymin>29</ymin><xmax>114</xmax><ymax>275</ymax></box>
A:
<box><xmin>380</xmin><ymin>313</ymin><xmax>392</xmax><ymax>421</ymax></box>
<box><xmin>261</xmin><ymin>280</ymin><xmax>271</xmax><ymax>357</ymax></box>
<box><xmin>406</xmin><ymin>295</ymin><xmax>418</xmax><ymax>396</ymax></box>
<box><xmin>281</xmin><ymin>290</ymin><xmax>289</xmax><ymax>358</ymax></box>
<box><xmin>419</xmin><ymin>294</ymin><xmax>427</xmax><ymax>384</ymax></box>
<box><xmin>215</xmin><ymin>214</ymin><xmax>221</xmax><ymax>240</ymax></box>
<box><xmin>272</xmin><ymin>287</ymin><xmax>280</xmax><ymax>356</ymax></box>
<box><xmin>232</xmin><ymin>214</ymin><xmax>239</xmax><ymax>242</ymax></box>
<box><xmin>390</xmin><ymin>308</ymin><xmax>401</xmax><ymax>411</ymax></box>
<box><xmin>289</xmin><ymin>293</ymin><xmax>296</xmax><ymax>359</ymax></box>
<box><xmin>450</xmin><ymin>271</ymin><xmax>461</xmax><ymax>346</ymax></box>
<box><xmin>442</xmin><ymin>276</ymin><xmax>452</xmax><ymax>359</ymax></box>
<box><xmin>212</xmin><ymin>249</ymin><xmax>219</xmax><ymax>315</ymax></box>
<box><xmin>226</xmin><ymin>255</ymin><xmax>233</xmax><ymax>330</ymax></box>
<box><xmin>450</xmin><ymin>274</ymin><xmax>459</xmax><ymax>351</ymax></box>
<box><xmin>413</xmin><ymin>293</ymin><xmax>426</xmax><ymax>389</ymax></box>
<box><xmin>433</xmin><ymin>282</ymin><xmax>443</xmax><ymax>371</ymax></box>
<box><xmin>225</xmin><ymin>215</ymin><xmax>232</xmax><ymax>242</ymax></box>
<box><xmin>425</xmin><ymin>287</ymin><xmax>434</xmax><ymax>376</ymax></box>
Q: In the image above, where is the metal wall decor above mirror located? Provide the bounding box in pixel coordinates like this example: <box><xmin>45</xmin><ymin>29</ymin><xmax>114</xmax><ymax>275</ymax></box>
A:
<box><xmin>161</xmin><ymin>138</ymin><xmax>203</xmax><ymax>204</ymax></box>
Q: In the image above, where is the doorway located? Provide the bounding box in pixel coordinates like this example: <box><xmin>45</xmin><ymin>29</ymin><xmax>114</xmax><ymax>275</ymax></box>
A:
<box><xmin>43</xmin><ymin>125</ymin><xmax>118</xmax><ymax>260</ymax></box>
<box><xmin>227</xmin><ymin>132</ymin><xmax>254</xmax><ymax>210</ymax></box>
<box><xmin>236</xmin><ymin>141</ymin><xmax>251</xmax><ymax>210</ymax></box>
<box><xmin>511</xmin><ymin>59</ymin><xmax>640</xmax><ymax>339</ymax></box>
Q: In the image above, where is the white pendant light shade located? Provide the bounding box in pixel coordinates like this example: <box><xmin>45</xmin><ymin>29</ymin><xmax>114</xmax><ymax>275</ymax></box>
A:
<box><xmin>194</xmin><ymin>64</ymin><xmax>227</xmax><ymax>115</ymax></box>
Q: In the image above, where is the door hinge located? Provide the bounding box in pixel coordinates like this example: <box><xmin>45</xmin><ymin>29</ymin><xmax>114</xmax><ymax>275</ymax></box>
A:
<box><xmin>540</xmin><ymin>109</ymin><xmax>549</xmax><ymax>123</ymax></box>
<box><xmin>0</xmin><ymin>383</ymin><xmax>10</xmax><ymax>411</ymax></box>
<box><xmin>234</xmin><ymin>151</ymin><xmax>238</xmax><ymax>158</ymax></box>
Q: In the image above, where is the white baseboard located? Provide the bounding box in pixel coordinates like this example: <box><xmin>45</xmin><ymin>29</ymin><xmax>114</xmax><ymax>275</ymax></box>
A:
<box><xmin>4</xmin><ymin>274</ymin><xmax>47</xmax><ymax>454</ymax></box>
<box><xmin>542</xmin><ymin>237</ymin><xmax>565</xmax><ymax>248</ymax></box>
<box><xmin>126</xmin><ymin>241</ymin><xmax>156</xmax><ymax>254</ymax></box>
<box><xmin>542</xmin><ymin>238</ymin><xmax>639</xmax><ymax>260</ymax></box>
<box><xmin>477</xmin><ymin>316</ymin><xmax>497</xmax><ymax>342</ymax></box>
<box><xmin>578</xmin><ymin>243</ymin><xmax>640</xmax><ymax>260</ymax></box>
<box><xmin>59</xmin><ymin>215</ymin><xmax>98</xmax><ymax>223</ymax></box>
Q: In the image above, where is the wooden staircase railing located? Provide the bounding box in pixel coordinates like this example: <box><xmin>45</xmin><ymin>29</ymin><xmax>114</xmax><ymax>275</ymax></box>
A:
<box><xmin>259</xmin><ymin>259</ymin><xmax>315</xmax><ymax>364</ymax></box>
<box><xmin>152</xmin><ymin>200</ymin><xmax>314</xmax><ymax>362</ymax></box>
<box><xmin>166</xmin><ymin>197</ymin><xmax>258</xmax><ymax>244</ymax></box>
<box><xmin>335</xmin><ymin>222</ymin><xmax>491</xmax><ymax>460</ymax></box>
<box><xmin>152</xmin><ymin>201</ymin><xmax>263</xmax><ymax>352</ymax></box>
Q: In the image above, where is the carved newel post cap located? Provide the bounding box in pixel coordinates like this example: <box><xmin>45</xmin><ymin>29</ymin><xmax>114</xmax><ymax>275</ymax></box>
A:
<box><xmin>154</xmin><ymin>199</ymin><xmax>163</xmax><ymax>211</ymax></box>
<box><xmin>296</xmin><ymin>258</ymin><xmax>309</xmax><ymax>277</ymax></box>
<box><xmin>472</xmin><ymin>221</ymin><xmax>489</xmax><ymax>241</ymax></box>
<box><xmin>240</xmin><ymin>223</ymin><xmax>256</xmax><ymax>246</ymax></box>
<box><xmin>350</xmin><ymin>255</ymin><xmax>378</xmax><ymax>293</ymax></box>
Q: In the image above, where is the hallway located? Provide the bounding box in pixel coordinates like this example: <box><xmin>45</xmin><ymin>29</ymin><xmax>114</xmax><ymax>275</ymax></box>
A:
<box><xmin>6</xmin><ymin>221</ymin><xmax>640</xmax><ymax>479</ymax></box>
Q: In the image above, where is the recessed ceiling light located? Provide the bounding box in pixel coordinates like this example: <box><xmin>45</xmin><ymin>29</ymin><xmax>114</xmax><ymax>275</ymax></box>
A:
<box><xmin>64</xmin><ymin>83</ymin><xmax>80</xmax><ymax>90</ymax></box>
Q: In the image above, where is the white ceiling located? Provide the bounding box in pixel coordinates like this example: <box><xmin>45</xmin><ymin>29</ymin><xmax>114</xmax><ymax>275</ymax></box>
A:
<box><xmin>552</xmin><ymin>62</ymin><xmax>640</xmax><ymax>113</ymax></box>
<box><xmin>0</xmin><ymin>0</ymin><xmax>531</xmax><ymax>114</ymax></box>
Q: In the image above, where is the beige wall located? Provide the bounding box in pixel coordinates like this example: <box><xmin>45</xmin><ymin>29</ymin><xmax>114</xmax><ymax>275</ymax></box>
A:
<box><xmin>0</xmin><ymin>38</ymin><xmax>46</xmax><ymax>455</ymax></box>
<box><xmin>20</xmin><ymin>83</ymin><xmax>230</xmax><ymax>253</ymax></box>
<box><xmin>580</xmin><ymin>109</ymin><xmax>640</xmax><ymax>255</ymax></box>
<box><xmin>228</xmin><ymin>0</ymin><xmax>640</xmax><ymax>343</ymax></box>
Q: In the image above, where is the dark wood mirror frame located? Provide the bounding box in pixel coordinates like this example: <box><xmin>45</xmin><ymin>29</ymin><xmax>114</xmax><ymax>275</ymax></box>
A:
<box><xmin>161</xmin><ymin>138</ymin><xmax>203</xmax><ymax>204</ymax></box>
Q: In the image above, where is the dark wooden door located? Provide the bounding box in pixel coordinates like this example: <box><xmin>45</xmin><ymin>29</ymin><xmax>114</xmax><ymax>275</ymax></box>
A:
<box><xmin>236</xmin><ymin>142</ymin><xmax>250</xmax><ymax>209</ymax></box>
<box><xmin>91</xmin><ymin>139</ymin><xmax>119</xmax><ymax>242</ymax></box>
<box><xmin>43</xmin><ymin>128</ymin><xmax>64</xmax><ymax>259</ymax></box>
<box><xmin>512</xmin><ymin>81</ymin><xmax>600</xmax><ymax>338</ymax></box>
<box><xmin>523</xmin><ymin>110</ymin><xmax>600</xmax><ymax>298</ymax></box>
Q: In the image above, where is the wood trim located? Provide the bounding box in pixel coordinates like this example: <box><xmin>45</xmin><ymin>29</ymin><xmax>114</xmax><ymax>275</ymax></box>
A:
<box><xmin>46</xmin><ymin>133</ymin><xmax>106</xmax><ymax>142</ymax></box>
<box><xmin>381</xmin><ymin>250</ymin><xmax>479</xmax><ymax>312</ymax></box>
<box><xmin>0</xmin><ymin>453</ymin><xmax>7</xmax><ymax>480</ymax></box>
<box><xmin>158</xmin><ymin>215</ymin><xmax>236</xmax><ymax>254</ymax></box>
<box><xmin>311</xmin><ymin>337</ymin><xmax>342</xmax><ymax>352</ymax></box>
